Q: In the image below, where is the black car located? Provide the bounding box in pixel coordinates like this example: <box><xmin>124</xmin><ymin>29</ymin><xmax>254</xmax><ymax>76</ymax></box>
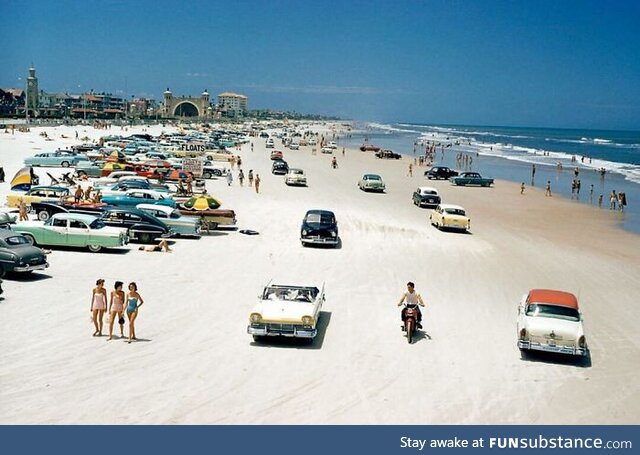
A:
<box><xmin>412</xmin><ymin>187</ymin><xmax>442</xmax><ymax>208</ymax></box>
<box><xmin>425</xmin><ymin>166</ymin><xmax>459</xmax><ymax>180</ymax></box>
<box><xmin>100</xmin><ymin>208</ymin><xmax>171</xmax><ymax>243</ymax></box>
<box><xmin>272</xmin><ymin>159</ymin><xmax>289</xmax><ymax>175</ymax></box>
<box><xmin>31</xmin><ymin>201</ymin><xmax>105</xmax><ymax>222</ymax></box>
<box><xmin>0</xmin><ymin>230</ymin><xmax>49</xmax><ymax>277</ymax></box>
<box><xmin>300</xmin><ymin>210</ymin><xmax>339</xmax><ymax>247</ymax></box>
<box><xmin>375</xmin><ymin>149</ymin><xmax>402</xmax><ymax>160</ymax></box>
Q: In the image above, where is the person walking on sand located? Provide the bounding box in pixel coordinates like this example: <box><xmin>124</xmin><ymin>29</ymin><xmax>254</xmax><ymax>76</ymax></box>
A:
<box><xmin>545</xmin><ymin>181</ymin><xmax>552</xmax><ymax>197</ymax></box>
<box><xmin>18</xmin><ymin>199</ymin><xmax>28</xmax><ymax>221</ymax></box>
<box><xmin>598</xmin><ymin>194</ymin><xmax>603</xmax><ymax>208</ymax></box>
<box><xmin>407</xmin><ymin>163</ymin><xmax>413</xmax><ymax>177</ymax></box>
<box><xmin>238</xmin><ymin>169</ymin><xmax>245</xmax><ymax>186</ymax></box>
<box><xmin>331</xmin><ymin>157</ymin><xmax>338</xmax><ymax>169</ymax></box>
<box><xmin>254</xmin><ymin>174</ymin><xmax>261</xmax><ymax>193</ymax></box>
<box><xmin>520</xmin><ymin>182</ymin><xmax>525</xmax><ymax>195</ymax></box>
<box><xmin>342</xmin><ymin>147</ymin><xmax>345</xmax><ymax>156</ymax></box>
<box><xmin>531</xmin><ymin>164</ymin><xmax>536</xmax><ymax>180</ymax></box>
<box><xmin>226</xmin><ymin>171</ymin><xmax>233</xmax><ymax>186</ymax></box>
<box><xmin>589</xmin><ymin>184</ymin><xmax>594</xmax><ymax>203</ymax></box>
<box><xmin>248</xmin><ymin>169</ymin><xmax>254</xmax><ymax>187</ymax></box>
<box><xmin>90</xmin><ymin>279</ymin><xmax>108</xmax><ymax>336</ymax></box>
<box><xmin>126</xmin><ymin>282</ymin><xmax>144</xmax><ymax>343</ymax></box>
<box><xmin>107</xmin><ymin>281</ymin><xmax>125</xmax><ymax>340</ymax></box>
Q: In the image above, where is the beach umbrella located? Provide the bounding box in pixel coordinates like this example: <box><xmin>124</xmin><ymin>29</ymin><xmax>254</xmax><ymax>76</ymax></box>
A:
<box><xmin>182</xmin><ymin>194</ymin><xmax>222</xmax><ymax>210</ymax></box>
<box><xmin>105</xmin><ymin>150</ymin><xmax>127</xmax><ymax>162</ymax></box>
<box><xmin>10</xmin><ymin>167</ymin><xmax>35</xmax><ymax>191</ymax></box>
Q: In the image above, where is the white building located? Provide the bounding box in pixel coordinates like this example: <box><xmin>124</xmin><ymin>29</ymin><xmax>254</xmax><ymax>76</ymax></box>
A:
<box><xmin>217</xmin><ymin>92</ymin><xmax>248</xmax><ymax>116</ymax></box>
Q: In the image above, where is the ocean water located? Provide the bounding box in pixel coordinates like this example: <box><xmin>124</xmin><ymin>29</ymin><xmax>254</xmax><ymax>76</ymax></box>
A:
<box><xmin>340</xmin><ymin>123</ymin><xmax>640</xmax><ymax>235</ymax></box>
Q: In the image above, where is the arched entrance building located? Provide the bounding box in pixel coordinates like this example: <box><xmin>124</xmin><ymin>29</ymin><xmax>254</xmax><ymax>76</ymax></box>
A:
<box><xmin>162</xmin><ymin>88</ymin><xmax>212</xmax><ymax>118</ymax></box>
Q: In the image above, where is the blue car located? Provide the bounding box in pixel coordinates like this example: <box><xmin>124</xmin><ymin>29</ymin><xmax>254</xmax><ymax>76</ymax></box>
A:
<box><xmin>24</xmin><ymin>151</ymin><xmax>83</xmax><ymax>168</ymax></box>
<box><xmin>101</xmin><ymin>190</ymin><xmax>176</xmax><ymax>208</ymax></box>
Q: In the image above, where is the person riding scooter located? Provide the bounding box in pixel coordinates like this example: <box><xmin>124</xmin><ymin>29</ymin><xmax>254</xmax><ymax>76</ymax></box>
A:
<box><xmin>397</xmin><ymin>281</ymin><xmax>425</xmax><ymax>329</ymax></box>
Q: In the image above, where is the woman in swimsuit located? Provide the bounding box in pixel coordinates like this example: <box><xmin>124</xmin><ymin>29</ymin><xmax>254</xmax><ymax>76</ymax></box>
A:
<box><xmin>126</xmin><ymin>282</ymin><xmax>144</xmax><ymax>343</ymax></box>
<box><xmin>107</xmin><ymin>281</ymin><xmax>125</xmax><ymax>340</ymax></box>
<box><xmin>90</xmin><ymin>279</ymin><xmax>108</xmax><ymax>336</ymax></box>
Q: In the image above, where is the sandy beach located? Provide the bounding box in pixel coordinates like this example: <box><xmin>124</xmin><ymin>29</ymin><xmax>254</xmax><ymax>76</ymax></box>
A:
<box><xmin>0</xmin><ymin>123</ymin><xmax>639</xmax><ymax>424</ymax></box>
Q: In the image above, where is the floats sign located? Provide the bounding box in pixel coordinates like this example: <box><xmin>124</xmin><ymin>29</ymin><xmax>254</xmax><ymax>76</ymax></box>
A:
<box><xmin>180</xmin><ymin>141</ymin><xmax>206</xmax><ymax>153</ymax></box>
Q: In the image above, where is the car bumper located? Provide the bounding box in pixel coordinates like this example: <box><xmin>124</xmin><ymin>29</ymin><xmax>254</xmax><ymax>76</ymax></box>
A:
<box><xmin>301</xmin><ymin>236</ymin><xmax>339</xmax><ymax>245</ymax></box>
<box><xmin>442</xmin><ymin>222</ymin><xmax>469</xmax><ymax>230</ymax></box>
<box><xmin>247</xmin><ymin>324</ymin><xmax>317</xmax><ymax>339</ymax></box>
<box><xmin>418</xmin><ymin>199</ymin><xmax>440</xmax><ymax>207</ymax></box>
<box><xmin>518</xmin><ymin>340</ymin><xmax>588</xmax><ymax>356</ymax></box>
<box><xmin>13</xmin><ymin>262</ymin><xmax>49</xmax><ymax>272</ymax></box>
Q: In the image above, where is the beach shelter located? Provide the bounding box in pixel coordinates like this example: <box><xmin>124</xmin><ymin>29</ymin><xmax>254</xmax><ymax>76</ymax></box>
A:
<box><xmin>10</xmin><ymin>167</ymin><xmax>36</xmax><ymax>191</ymax></box>
<box><xmin>182</xmin><ymin>194</ymin><xmax>222</xmax><ymax>210</ymax></box>
<box><xmin>105</xmin><ymin>150</ymin><xmax>127</xmax><ymax>162</ymax></box>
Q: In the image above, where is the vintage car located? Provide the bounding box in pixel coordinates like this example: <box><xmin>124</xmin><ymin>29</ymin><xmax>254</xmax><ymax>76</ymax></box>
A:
<box><xmin>517</xmin><ymin>289</ymin><xmax>588</xmax><ymax>357</ymax></box>
<box><xmin>425</xmin><ymin>166</ymin><xmax>459</xmax><ymax>180</ymax></box>
<box><xmin>284</xmin><ymin>168</ymin><xmax>307</xmax><ymax>186</ymax></box>
<box><xmin>0</xmin><ymin>230</ymin><xmax>49</xmax><ymax>277</ymax></box>
<box><xmin>375</xmin><ymin>149</ymin><xmax>402</xmax><ymax>160</ymax></box>
<box><xmin>429</xmin><ymin>204</ymin><xmax>470</xmax><ymax>231</ymax></box>
<box><xmin>270</xmin><ymin>150</ymin><xmax>283</xmax><ymax>160</ymax></box>
<box><xmin>449</xmin><ymin>172</ymin><xmax>494</xmax><ymax>187</ymax></box>
<box><xmin>136</xmin><ymin>204</ymin><xmax>201</xmax><ymax>237</ymax></box>
<box><xmin>101</xmin><ymin>189</ymin><xmax>176</xmax><ymax>208</ymax></box>
<box><xmin>178</xmin><ymin>195</ymin><xmax>237</xmax><ymax>230</ymax></box>
<box><xmin>92</xmin><ymin>170</ymin><xmax>139</xmax><ymax>186</ymax></box>
<box><xmin>76</xmin><ymin>161</ymin><xmax>132</xmax><ymax>178</ymax></box>
<box><xmin>289</xmin><ymin>142</ymin><xmax>300</xmax><ymax>150</ymax></box>
<box><xmin>247</xmin><ymin>283</ymin><xmax>325</xmax><ymax>341</ymax></box>
<box><xmin>23</xmin><ymin>151</ymin><xmax>83</xmax><ymax>168</ymax></box>
<box><xmin>300</xmin><ymin>209</ymin><xmax>339</xmax><ymax>247</ymax></box>
<box><xmin>358</xmin><ymin>174</ymin><xmax>386</xmax><ymax>192</ymax></box>
<box><xmin>6</xmin><ymin>186</ymin><xmax>70</xmax><ymax>208</ymax></box>
<box><xmin>359</xmin><ymin>144</ymin><xmax>381</xmax><ymax>152</ymax></box>
<box><xmin>272</xmin><ymin>160</ymin><xmax>289</xmax><ymax>175</ymax></box>
<box><xmin>321</xmin><ymin>146</ymin><xmax>334</xmax><ymax>154</ymax></box>
<box><xmin>100</xmin><ymin>207</ymin><xmax>171</xmax><ymax>243</ymax></box>
<box><xmin>14</xmin><ymin>213</ymin><xmax>129</xmax><ymax>252</ymax></box>
<box><xmin>265</xmin><ymin>138</ymin><xmax>275</xmax><ymax>149</ymax></box>
<box><xmin>202</xmin><ymin>161</ymin><xmax>230</xmax><ymax>179</ymax></box>
<box><xmin>412</xmin><ymin>186</ymin><xmax>441</xmax><ymax>208</ymax></box>
<box><xmin>161</xmin><ymin>169</ymin><xmax>194</xmax><ymax>182</ymax></box>
<box><xmin>97</xmin><ymin>180</ymin><xmax>171</xmax><ymax>195</ymax></box>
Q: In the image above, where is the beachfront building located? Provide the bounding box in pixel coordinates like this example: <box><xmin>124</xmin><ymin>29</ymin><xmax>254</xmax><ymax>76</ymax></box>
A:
<box><xmin>26</xmin><ymin>66</ymin><xmax>39</xmax><ymax>116</ymax></box>
<box><xmin>217</xmin><ymin>92</ymin><xmax>248</xmax><ymax>117</ymax></box>
<box><xmin>0</xmin><ymin>88</ymin><xmax>25</xmax><ymax>116</ymax></box>
<box><xmin>161</xmin><ymin>88</ymin><xmax>212</xmax><ymax>118</ymax></box>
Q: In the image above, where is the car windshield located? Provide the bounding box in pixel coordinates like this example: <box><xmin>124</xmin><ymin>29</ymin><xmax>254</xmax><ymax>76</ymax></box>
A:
<box><xmin>264</xmin><ymin>287</ymin><xmax>318</xmax><ymax>301</ymax></box>
<box><xmin>444</xmin><ymin>208</ymin><xmax>466</xmax><ymax>216</ymax></box>
<box><xmin>4</xmin><ymin>235</ymin><xmax>30</xmax><ymax>246</ymax></box>
<box><xmin>421</xmin><ymin>190</ymin><xmax>437</xmax><ymax>195</ymax></box>
<box><xmin>89</xmin><ymin>219</ymin><xmax>106</xmax><ymax>229</ymax></box>
<box><xmin>364</xmin><ymin>175</ymin><xmax>381</xmax><ymax>180</ymax></box>
<box><xmin>306</xmin><ymin>213</ymin><xmax>334</xmax><ymax>224</ymax></box>
<box><xmin>525</xmin><ymin>304</ymin><xmax>580</xmax><ymax>322</ymax></box>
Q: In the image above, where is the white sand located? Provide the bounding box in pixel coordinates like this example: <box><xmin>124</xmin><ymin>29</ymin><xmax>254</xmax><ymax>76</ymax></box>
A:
<box><xmin>0</xmin><ymin>123</ymin><xmax>639</xmax><ymax>424</ymax></box>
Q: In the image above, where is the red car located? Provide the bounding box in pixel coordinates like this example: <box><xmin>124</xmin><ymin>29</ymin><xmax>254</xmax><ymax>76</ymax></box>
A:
<box><xmin>359</xmin><ymin>144</ymin><xmax>381</xmax><ymax>152</ymax></box>
<box><xmin>270</xmin><ymin>150</ymin><xmax>283</xmax><ymax>160</ymax></box>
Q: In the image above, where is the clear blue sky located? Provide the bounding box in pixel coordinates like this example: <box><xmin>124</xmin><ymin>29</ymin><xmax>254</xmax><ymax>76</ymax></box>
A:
<box><xmin>2</xmin><ymin>0</ymin><xmax>639</xmax><ymax>129</ymax></box>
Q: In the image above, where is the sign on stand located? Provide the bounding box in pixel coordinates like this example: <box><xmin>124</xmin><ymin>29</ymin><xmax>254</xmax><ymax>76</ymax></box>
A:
<box><xmin>183</xmin><ymin>157</ymin><xmax>204</xmax><ymax>177</ymax></box>
<box><xmin>180</xmin><ymin>141</ymin><xmax>206</xmax><ymax>153</ymax></box>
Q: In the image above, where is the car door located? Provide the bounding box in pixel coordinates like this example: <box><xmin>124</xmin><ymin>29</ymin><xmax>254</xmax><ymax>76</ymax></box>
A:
<box><xmin>45</xmin><ymin>217</ymin><xmax>69</xmax><ymax>245</ymax></box>
<box><xmin>67</xmin><ymin>219</ymin><xmax>90</xmax><ymax>247</ymax></box>
<box><xmin>316</xmin><ymin>283</ymin><xmax>325</xmax><ymax>319</ymax></box>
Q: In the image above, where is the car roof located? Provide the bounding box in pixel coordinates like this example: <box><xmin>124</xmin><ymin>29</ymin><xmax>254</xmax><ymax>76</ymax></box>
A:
<box><xmin>305</xmin><ymin>209</ymin><xmax>335</xmax><ymax>216</ymax></box>
<box><xmin>136</xmin><ymin>204</ymin><xmax>173</xmax><ymax>214</ymax></box>
<box><xmin>29</xmin><ymin>185</ymin><xmax>68</xmax><ymax>191</ymax></box>
<box><xmin>288</xmin><ymin>168</ymin><xmax>304</xmax><ymax>172</ymax></box>
<box><xmin>527</xmin><ymin>289</ymin><xmax>579</xmax><ymax>309</ymax></box>
<box><xmin>439</xmin><ymin>203</ymin><xmax>465</xmax><ymax>211</ymax></box>
<box><xmin>363</xmin><ymin>174</ymin><xmax>381</xmax><ymax>178</ymax></box>
<box><xmin>52</xmin><ymin>213</ymin><xmax>98</xmax><ymax>223</ymax></box>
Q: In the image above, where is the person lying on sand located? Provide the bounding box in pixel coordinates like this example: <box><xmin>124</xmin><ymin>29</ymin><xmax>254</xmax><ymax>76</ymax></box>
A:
<box><xmin>138</xmin><ymin>239</ymin><xmax>172</xmax><ymax>253</ymax></box>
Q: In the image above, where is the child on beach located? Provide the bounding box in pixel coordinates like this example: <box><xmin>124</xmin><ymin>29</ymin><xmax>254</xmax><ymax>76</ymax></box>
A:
<box><xmin>520</xmin><ymin>182</ymin><xmax>525</xmax><ymax>195</ymax></box>
<box><xmin>126</xmin><ymin>282</ymin><xmax>144</xmax><ymax>344</ymax></box>
<box><xmin>610</xmin><ymin>190</ymin><xmax>617</xmax><ymax>210</ymax></box>
<box><xmin>545</xmin><ymin>181</ymin><xmax>552</xmax><ymax>197</ymax></box>
<box><xmin>238</xmin><ymin>169</ymin><xmax>245</xmax><ymax>186</ymax></box>
<box><xmin>248</xmin><ymin>169</ymin><xmax>254</xmax><ymax>187</ymax></box>
<box><xmin>598</xmin><ymin>194</ymin><xmax>603</xmax><ymax>208</ymax></box>
<box><xmin>254</xmin><ymin>174</ymin><xmax>261</xmax><ymax>193</ymax></box>
<box><xmin>226</xmin><ymin>172</ymin><xmax>233</xmax><ymax>186</ymax></box>
<box><xmin>18</xmin><ymin>199</ymin><xmax>28</xmax><ymax>221</ymax></box>
<box><xmin>107</xmin><ymin>281</ymin><xmax>125</xmax><ymax>340</ymax></box>
<box><xmin>90</xmin><ymin>279</ymin><xmax>108</xmax><ymax>337</ymax></box>
<box><xmin>407</xmin><ymin>163</ymin><xmax>413</xmax><ymax>177</ymax></box>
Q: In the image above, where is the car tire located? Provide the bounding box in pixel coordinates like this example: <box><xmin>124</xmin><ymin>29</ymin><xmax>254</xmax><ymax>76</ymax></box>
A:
<box><xmin>87</xmin><ymin>244</ymin><xmax>102</xmax><ymax>253</ymax></box>
<box><xmin>252</xmin><ymin>335</ymin><xmax>264</xmax><ymax>343</ymax></box>
<box><xmin>212</xmin><ymin>169</ymin><xmax>222</xmax><ymax>177</ymax></box>
<box><xmin>61</xmin><ymin>161</ymin><xmax>70</xmax><ymax>168</ymax></box>
<box><xmin>203</xmin><ymin>171</ymin><xmax>212</xmax><ymax>179</ymax></box>
<box><xmin>138</xmin><ymin>233</ymin><xmax>153</xmax><ymax>244</ymax></box>
<box><xmin>37</xmin><ymin>210</ymin><xmax>50</xmax><ymax>221</ymax></box>
<box><xmin>77</xmin><ymin>171</ymin><xmax>87</xmax><ymax>177</ymax></box>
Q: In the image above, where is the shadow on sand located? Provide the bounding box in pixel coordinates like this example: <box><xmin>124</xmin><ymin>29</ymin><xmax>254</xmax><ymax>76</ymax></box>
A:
<box><xmin>520</xmin><ymin>349</ymin><xmax>592</xmax><ymax>368</ymax></box>
<box><xmin>250</xmin><ymin>311</ymin><xmax>332</xmax><ymax>350</ymax></box>
<box><xmin>3</xmin><ymin>271</ymin><xmax>52</xmax><ymax>282</ymax></box>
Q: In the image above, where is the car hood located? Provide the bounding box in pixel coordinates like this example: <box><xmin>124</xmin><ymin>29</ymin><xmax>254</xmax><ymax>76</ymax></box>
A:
<box><xmin>252</xmin><ymin>300</ymin><xmax>316</xmax><ymax>323</ymax></box>
<box><xmin>522</xmin><ymin>316</ymin><xmax>583</xmax><ymax>341</ymax></box>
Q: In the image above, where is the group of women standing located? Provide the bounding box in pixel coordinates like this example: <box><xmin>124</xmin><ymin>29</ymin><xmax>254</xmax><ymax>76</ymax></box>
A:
<box><xmin>90</xmin><ymin>279</ymin><xmax>144</xmax><ymax>343</ymax></box>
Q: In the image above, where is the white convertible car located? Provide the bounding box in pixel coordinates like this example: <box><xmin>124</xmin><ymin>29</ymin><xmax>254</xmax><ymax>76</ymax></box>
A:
<box><xmin>247</xmin><ymin>283</ymin><xmax>325</xmax><ymax>341</ymax></box>
<box><xmin>284</xmin><ymin>168</ymin><xmax>307</xmax><ymax>186</ymax></box>
<box><xmin>517</xmin><ymin>289</ymin><xmax>588</xmax><ymax>357</ymax></box>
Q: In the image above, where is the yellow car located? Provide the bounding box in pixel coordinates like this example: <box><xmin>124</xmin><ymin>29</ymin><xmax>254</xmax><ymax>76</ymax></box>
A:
<box><xmin>430</xmin><ymin>204</ymin><xmax>470</xmax><ymax>231</ymax></box>
<box><xmin>6</xmin><ymin>186</ymin><xmax>70</xmax><ymax>208</ymax></box>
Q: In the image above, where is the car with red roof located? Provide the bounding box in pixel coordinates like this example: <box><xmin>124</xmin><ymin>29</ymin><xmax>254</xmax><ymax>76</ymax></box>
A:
<box><xmin>517</xmin><ymin>289</ymin><xmax>588</xmax><ymax>357</ymax></box>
